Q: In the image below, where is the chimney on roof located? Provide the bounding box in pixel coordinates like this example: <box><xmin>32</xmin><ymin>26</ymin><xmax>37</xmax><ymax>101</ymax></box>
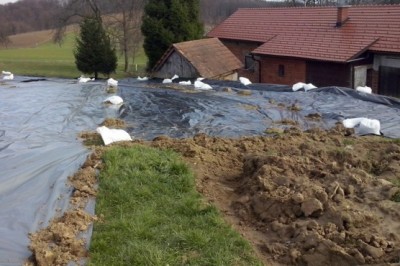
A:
<box><xmin>336</xmin><ymin>1</ymin><xmax>350</xmax><ymax>27</ymax></box>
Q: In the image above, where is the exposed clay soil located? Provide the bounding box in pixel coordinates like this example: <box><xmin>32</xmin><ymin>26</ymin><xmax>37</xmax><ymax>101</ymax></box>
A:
<box><xmin>25</xmin><ymin>150</ymin><xmax>103</xmax><ymax>266</ymax></box>
<box><xmin>100</xmin><ymin>118</ymin><xmax>126</xmax><ymax>128</ymax></box>
<box><xmin>26</xmin><ymin>124</ymin><xmax>400</xmax><ymax>266</ymax></box>
<box><xmin>149</xmin><ymin>125</ymin><xmax>400</xmax><ymax>266</ymax></box>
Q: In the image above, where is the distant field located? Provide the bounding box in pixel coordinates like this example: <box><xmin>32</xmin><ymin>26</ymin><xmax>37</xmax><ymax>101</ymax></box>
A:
<box><xmin>0</xmin><ymin>27</ymin><xmax>147</xmax><ymax>79</ymax></box>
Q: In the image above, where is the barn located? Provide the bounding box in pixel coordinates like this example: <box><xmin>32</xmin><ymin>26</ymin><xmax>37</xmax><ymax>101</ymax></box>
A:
<box><xmin>152</xmin><ymin>38</ymin><xmax>243</xmax><ymax>81</ymax></box>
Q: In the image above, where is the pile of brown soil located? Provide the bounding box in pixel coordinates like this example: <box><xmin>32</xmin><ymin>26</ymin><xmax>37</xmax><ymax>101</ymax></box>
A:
<box><xmin>150</xmin><ymin>125</ymin><xmax>400</xmax><ymax>265</ymax></box>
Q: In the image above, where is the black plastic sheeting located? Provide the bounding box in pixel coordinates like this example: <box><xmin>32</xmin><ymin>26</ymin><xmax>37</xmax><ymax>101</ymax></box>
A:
<box><xmin>118</xmin><ymin>78</ymin><xmax>400</xmax><ymax>139</ymax></box>
<box><xmin>0</xmin><ymin>77</ymin><xmax>117</xmax><ymax>265</ymax></box>
<box><xmin>0</xmin><ymin>77</ymin><xmax>399</xmax><ymax>265</ymax></box>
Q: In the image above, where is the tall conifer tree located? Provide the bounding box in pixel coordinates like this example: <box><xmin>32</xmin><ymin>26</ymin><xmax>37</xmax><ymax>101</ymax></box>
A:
<box><xmin>74</xmin><ymin>17</ymin><xmax>117</xmax><ymax>79</ymax></box>
<box><xmin>141</xmin><ymin>0</ymin><xmax>203</xmax><ymax>70</ymax></box>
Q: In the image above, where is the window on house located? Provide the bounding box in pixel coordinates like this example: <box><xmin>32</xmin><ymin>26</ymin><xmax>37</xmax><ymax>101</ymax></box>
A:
<box><xmin>245</xmin><ymin>54</ymin><xmax>255</xmax><ymax>72</ymax></box>
<box><xmin>278</xmin><ymin>65</ymin><xmax>285</xmax><ymax>77</ymax></box>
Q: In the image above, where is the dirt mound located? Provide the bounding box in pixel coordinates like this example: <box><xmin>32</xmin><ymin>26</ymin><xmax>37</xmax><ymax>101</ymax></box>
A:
<box><xmin>150</xmin><ymin>125</ymin><xmax>400</xmax><ymax>265</ymax></box>
<box><xmin>25</xmin><ymin>150</ymin><xmax>103</xmax><ymax>266</ymax></box>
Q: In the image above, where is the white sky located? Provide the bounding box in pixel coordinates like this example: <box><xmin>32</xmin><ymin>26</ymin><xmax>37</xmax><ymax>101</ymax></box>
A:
<box><xmin>0</xmin><ymin>0</ymin><xmax>18</xmax><ymax>4</ymax></box>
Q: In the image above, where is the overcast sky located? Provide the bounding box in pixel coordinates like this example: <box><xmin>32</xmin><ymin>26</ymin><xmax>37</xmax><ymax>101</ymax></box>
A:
<box><xmin>0</xmin><ymin>0</ymin><xmax>18</xmax><ymax>4</ymax></box>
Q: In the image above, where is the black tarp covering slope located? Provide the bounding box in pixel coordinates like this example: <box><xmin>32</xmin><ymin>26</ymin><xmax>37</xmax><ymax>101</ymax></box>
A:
<box><xmin>118</xmin><ymin>78</ymin><xmax>400</xmax><ymax>139</ymax></box>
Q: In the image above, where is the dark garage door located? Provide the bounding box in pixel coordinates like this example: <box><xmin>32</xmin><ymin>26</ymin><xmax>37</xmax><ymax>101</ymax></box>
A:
<box><xmin>380</xmin><ymin>66</ymin><xmax>400</xmax><ymax>97</ymax></box>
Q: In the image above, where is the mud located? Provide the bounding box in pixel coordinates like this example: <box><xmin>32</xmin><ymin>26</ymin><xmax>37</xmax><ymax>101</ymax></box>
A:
<box><xmin>149</xmin><ymin>125</ymin><xmax>400</xmax><ymax>265</ymax></box>
<box><xmin>100</xmin><ymin>118</ymin><xmax>126</xmax><ymax>128</ymax></box>
<box><xmin>25</xmin><ymin>150</ymin><xmax>103</xmax><ymax>266</ymax></box>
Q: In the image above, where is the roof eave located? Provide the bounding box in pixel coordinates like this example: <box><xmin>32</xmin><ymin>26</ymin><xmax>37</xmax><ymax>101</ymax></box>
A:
<box><xmin>250</xmin><ymin>51</ymin><xmax>348</xmax><ymax>63</ymax></box>
<box><xmin>208</xmin><ymin>35</ymin><xmax>266</xmax><ymax>44</ymax></box>
<box><xmin>151</xmin><ymin>46</ymin><xmax>175</xmax><ymax>73</ymax></box>
<box><xmin>344</xmin><ymin>38</ymin><xmax>380</xmax><ymax>62</ymax></box>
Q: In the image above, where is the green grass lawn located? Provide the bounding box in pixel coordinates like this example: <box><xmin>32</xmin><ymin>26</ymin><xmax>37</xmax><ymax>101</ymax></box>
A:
<box><xmin>89</xmin><ymin>145</ymin><xmax>262</xmax><ymax>266</ymax></box>
<box><xmin>0</xmin><ymin>32</ymin><xmax>147</xmax><ymax>79</ymax></box>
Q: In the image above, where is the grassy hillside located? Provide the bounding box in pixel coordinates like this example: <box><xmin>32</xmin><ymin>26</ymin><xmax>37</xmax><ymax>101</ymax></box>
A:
<box><xmin>0</xmin><ymin>28</ymin><xmax>147</xmax><ymax>79</ymax></box>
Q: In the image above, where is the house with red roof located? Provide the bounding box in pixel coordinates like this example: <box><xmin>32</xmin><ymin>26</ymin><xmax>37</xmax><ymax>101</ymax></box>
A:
<box><xmin>207</xmin><ymin>5</ymin><xmax>400</xmax><ymax>96</ymax></box>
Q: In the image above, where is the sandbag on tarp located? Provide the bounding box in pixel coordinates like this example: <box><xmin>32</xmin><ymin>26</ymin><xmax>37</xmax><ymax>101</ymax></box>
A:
<box><xmin>0</xmin><ymin>78</ymin><xmax>113</xmax><ymax>265</ymax></box>
<box><xmin>117</xmin><ymin>79</ymin><xmax>400</xmax><ymax>140</ymax></box>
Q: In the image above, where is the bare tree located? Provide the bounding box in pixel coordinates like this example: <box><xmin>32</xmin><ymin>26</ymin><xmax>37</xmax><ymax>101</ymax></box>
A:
<box><xmin>0</xmin><ymin>33</ymin><xmax>11</xmax><ymax>48</ymax></box>
<box><xmin>105</xmin><ymin>0</ymin><xmax>146</xmax><ymax>72</ymax></box>
<box><xmin>52</xmin><ymin>0</ymin><xmax>104</xmax><ymax>44</ymax></box>
<box><xmin>52</xmin><ymin>0</ymin><xmax>146</xmax><ymax>72</ymax></box>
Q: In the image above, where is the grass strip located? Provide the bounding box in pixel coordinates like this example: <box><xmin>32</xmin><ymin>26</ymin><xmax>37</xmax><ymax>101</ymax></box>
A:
<box><xmin>89</xmin><ymin>145</ymin><xmax>262</xmax><ymax>266</ymax></box>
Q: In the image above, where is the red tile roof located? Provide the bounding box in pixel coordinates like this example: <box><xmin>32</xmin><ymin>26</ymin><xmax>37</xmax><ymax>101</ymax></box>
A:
<box><xmin>207</xmin><ymin>5</ymin><xmax>400</xmax><ymax>62</ymax></box>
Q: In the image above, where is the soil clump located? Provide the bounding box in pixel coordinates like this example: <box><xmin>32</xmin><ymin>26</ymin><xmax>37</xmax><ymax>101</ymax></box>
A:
<box><xmin>149</xmin><ymin>125</ymin><xmax>400</xmax><ymax>265</ymax></box>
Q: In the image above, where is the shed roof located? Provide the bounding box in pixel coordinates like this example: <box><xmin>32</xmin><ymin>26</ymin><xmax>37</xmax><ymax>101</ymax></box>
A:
<box><xmin>207</xmin><ymin>5</ymin><xmax>400</xmax><ymax>62</ymax></box>
<box><xmin>152</xmin><ymin>38</ymin><xmax>243</xmax><ymax>78</ymax></box>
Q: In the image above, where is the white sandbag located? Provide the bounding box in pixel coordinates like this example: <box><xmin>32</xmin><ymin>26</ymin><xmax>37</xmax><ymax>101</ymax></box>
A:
<box><xmin>171</xmin><ymin>74</ymin><xmax>179</xmax><ymax>80</ymax></box>
<box><xmin>343</xmin><ymin>117</ymin><xmax>381</xmax><ymax>135</ymax></box>
<box><xmin>3</xmin><ymin>74</ymin><xmax>14</xmax><ymax>80</ymax></box>
<box><xmin>2</xmin><ymin>71</ymin><xmax>12</xmax><ymax>75</ymax></box>
<box><xmin>239</xmin><ymin>77</ymin><xmax>252</xmax><ymax>86</ymax></box>
<box><xmin>78</xmin><ymin>76</ymin><xmax>91</xmax><ymax>83</ymax></box>
<box><xmin>342</xmin><ymin>118</ymin><xmax>365</xmax><ymax>128</ymax></box>
<box><xmin>179</xmin><ymin>80</ymin><xmax>191</xmax><ymax>85</ymax></box>
<box><xmin>162</xmin><ymin>79</ymin><xmax>172</xmax><ymax>84</ymax></box>
<box><xmin>304</xmin><ymin>83</ymin><xmax>317</xmax><ymax>91</ymax></box>
<box><xmin>137</xmin><ymin>76</ymin><xmax>149</xmax><ymax>81</ymax></box>
<box><xmin>194</xmin><ymin>80</ymin><xmax>212</xmax><ymax>90</ymax></box>
<box><xmin>104</xmin><ymin>95</ymin><xmax>123</xmax><ymax>105</ymax></box>
<box><xmin>196</xmin><ymin>77</ymin><xmax>205</xmax><ymax>81</ymax></box>
<box><xmin>358</xmin><ymin>119</ymin><xmax>381</xmax><ymax>135</ymax></box>
<box><xmin>96</xmin><ymin>126</ymin><xmax>132</xmax><ymax>145</ymax></box>
<box><xmin>107</xmin><ymin>78</ymin><xmax>118</xmax><ymax>88</ymax></box>
<box><xmin>292</xmin><ymin>82</ymin><xmax>306</xmax><ymax>91</ymax></box>
<box><xmin>356</xmin><ymin>86</ymin><xmax>372</xmax><ymax>94</ymax></box>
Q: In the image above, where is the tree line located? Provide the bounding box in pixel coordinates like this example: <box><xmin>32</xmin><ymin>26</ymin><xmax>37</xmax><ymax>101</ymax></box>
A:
<box><xmin>1</xmin><ymin>0</ymin><xmax>399</xmax><ymax>38</ymax></box>
<box><xmin>0</xmin><ymin>0</ymin><xmax>61</xmax><ymax>46</ymax></box>
<box><xmin>0</xmin><ymin>0</ymin><xmax>275</xmax><ymax>72</ymax></box>
<box><xmin>0</xmin><ymin>0</ymin><xmax>270</xmax><ymax>39</ymax></box>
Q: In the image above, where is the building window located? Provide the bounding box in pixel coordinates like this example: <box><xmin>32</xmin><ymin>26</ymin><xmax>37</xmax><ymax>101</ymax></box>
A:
<box><xmin>278</xmin><ymin>64</ymin><xmax>285</xmax><ymax>77</ymax></box>
<box><xmin>245</xmin><ymin>54</ymin><xmax>255</xmax><ymax>72</ymax></box>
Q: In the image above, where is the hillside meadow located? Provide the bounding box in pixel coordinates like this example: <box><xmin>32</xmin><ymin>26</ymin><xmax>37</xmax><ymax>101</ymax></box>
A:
<box><xmin>0</xmin><ymin>28</ymin><xmax>147</xmax><ymax>79</ymax></box>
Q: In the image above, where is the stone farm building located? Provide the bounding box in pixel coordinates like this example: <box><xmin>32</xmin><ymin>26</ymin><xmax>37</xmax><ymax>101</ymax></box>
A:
<box><xmin>207</xmin><ymin>5</ymin><xmax>400</xmax><ymax>97</ymax></box>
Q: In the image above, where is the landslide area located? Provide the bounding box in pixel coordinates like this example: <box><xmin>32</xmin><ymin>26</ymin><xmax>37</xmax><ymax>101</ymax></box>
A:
<box><xmin>150</xmin><ymin>125</ymin><xmax>400</xmax><ymax>265</ymax></box>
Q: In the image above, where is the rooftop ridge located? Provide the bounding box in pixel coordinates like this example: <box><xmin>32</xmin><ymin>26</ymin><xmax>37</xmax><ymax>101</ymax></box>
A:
<box><xmin>237</xmin><ymin>3</ymin><xmax>400</xmax><ymax>10</ymax></box>
<box><xmin>208</xmin><ymin>4</ymin><xmax>400</xmax><ymax>62</ymax></box>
